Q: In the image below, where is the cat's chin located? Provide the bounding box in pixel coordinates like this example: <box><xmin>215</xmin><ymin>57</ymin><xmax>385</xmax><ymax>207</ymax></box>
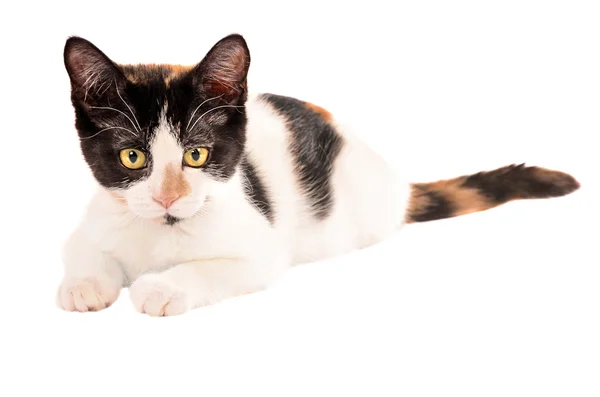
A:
<box><xmin>163</xmin><ymin>214</ymin><xmax>181</xmax><ymax>225</ymax></box>
<box><xmin>157</xmin><ymin>212</ymin><xmax>201</xmax><ymax>226</ymax></box>
<box><xmin>142</xmin><ymin>210</ymin><xmax>199</xmax><ymax>225</ymax></box>
<box><xmin>144</xmin><ymin>214</ymin><xmax>185</xmax><ymax>226</ymax></box>
<box><xmin>131</xmin><ymin>206</ymin><xmax>202</xmax><ymax>224</ymax></box>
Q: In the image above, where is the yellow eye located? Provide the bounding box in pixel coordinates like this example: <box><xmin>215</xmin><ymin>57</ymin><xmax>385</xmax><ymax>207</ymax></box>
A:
<box><xmin>183</xmin><ymin>147</ymin><xmax>209</xmax><ymax>168</ymax></box>
<box><xmin>119</xmin><ymin>148</ymin><xmax>146</xmax><ymax>169</ymax></box>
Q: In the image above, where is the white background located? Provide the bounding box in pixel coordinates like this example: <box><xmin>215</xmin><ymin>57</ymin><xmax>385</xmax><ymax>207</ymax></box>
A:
<box><xmin>1</xmin><ymin>1</ymin><xmax>598</xmax><ymax>396</ymax></box>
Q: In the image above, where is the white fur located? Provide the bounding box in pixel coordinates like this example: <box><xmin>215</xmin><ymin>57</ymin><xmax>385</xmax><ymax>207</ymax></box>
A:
<box><xmin>57</xmin><ymin>94</ymin><xmax>411</xmax><ymax>315</ymax></box>
<box><xmin>125</xmin><ymin>109</ymin><xmax>210</xmax><ymax>219</ymax></box>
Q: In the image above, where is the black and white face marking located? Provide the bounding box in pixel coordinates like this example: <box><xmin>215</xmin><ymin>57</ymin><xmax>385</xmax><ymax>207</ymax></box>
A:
<box><xmin>64</xmin><ymin>34</ymin><xmax>251</xmax><ymax>223</ymax></box>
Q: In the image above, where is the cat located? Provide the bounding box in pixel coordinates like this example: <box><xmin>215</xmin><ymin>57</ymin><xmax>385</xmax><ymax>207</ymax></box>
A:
<box><xmin>57</xmin><ymin>34</ymin><xmax>580</xmax><ymax>316</ymax></box>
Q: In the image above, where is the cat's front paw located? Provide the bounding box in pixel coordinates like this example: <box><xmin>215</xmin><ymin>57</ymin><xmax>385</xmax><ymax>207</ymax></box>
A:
<box><xmin>129</xmin><ymin>275</ymin><xmax>190</xmax><ymax>317</ymax></box>
<box><xmin>56</xmin><ymin>277</ymin><xmax>120</xmax><ymax>312</ymax></box>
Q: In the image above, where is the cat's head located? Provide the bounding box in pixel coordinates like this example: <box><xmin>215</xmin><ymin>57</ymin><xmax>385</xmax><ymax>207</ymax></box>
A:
<box><xmin>64</xmin><ymin>34</ymin><xmax>250</xmax><ymax>225</ymax></box>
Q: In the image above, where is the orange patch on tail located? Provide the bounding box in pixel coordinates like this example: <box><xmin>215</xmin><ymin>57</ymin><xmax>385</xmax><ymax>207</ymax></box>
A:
<box><xmin>428</xmin><ymin>179</ymin><xmax>492</xmax><ymax>216</ymax></box>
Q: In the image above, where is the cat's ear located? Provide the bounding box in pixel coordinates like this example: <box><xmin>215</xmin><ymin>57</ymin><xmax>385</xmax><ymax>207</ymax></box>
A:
<box><xmin>193</xmin><ymin>34</ymin><xmax>250</xmax><ymax>103</ymax></box>
<box><xmin>64</xmin><ymin>36</ymin><xmax>125</xmax><ymax>102</ymax></box>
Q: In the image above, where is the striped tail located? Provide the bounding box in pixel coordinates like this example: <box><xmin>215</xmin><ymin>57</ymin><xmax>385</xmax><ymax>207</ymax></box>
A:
<box><xmin>405</xmin><ymin>164</ymin><xmax>580</xmax><ymax>223</ymax></box>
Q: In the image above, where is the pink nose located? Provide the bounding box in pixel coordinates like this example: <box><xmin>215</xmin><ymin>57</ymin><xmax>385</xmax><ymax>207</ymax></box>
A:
<box><xmin>153</xmin><ymin>194</ymin><xmax>180</xmax><ymax>209</ymax></box>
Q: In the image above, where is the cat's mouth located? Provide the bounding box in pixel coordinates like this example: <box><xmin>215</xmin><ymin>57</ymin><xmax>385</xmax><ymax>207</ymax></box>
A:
<box><xmin>128</xmin><ymin>194</ymin><xmax>209</xmax><ymax>225</ymax></box>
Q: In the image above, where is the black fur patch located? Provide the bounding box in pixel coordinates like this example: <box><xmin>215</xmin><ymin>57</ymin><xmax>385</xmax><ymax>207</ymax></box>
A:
<box><xmin>409</xmin><ymin>185</ymin><xmax>454</xmax><ymax>222</ymax></box>
<box><xmin>462</xmin><ymin>163</ymin><xmax>580</xmax><ymax>203</ymax></box>
<box><xmin>258</xmin><ymin>94</ymin><xmax>344</xmax><ymax>220</ymax></box>
<box><xmin>462</xmin><ymin>164</ymin><xmax>523</xmax><ymax>203</ymax></box>
<box><xmin>240</xmin><ymin>156</ymin><xmax>274</xmax><ymax>224</ymax></box>
<box><xmin>163</xmin><ymin>214</ymin><xmax>180</xmax><ymax>225</ymax></box>
<box><xmin>64</xmin><ymin>35</ymin><xmax>249</xmax><ymax>190</ymax></box>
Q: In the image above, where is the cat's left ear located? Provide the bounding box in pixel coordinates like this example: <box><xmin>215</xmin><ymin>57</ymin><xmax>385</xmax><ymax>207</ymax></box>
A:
<box><xmin>193</xmin><ymin>34</ymin><xmax>251</xmax><ymax>104</ymax></box>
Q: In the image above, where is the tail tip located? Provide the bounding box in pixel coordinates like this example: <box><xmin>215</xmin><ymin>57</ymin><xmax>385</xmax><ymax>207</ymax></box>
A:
<box><xmin>560</xmin><ymin>173</ymin><xmax>581</xmax><ymax>195</ymax></box>
<box><xmin>534</xmin><ymin>167</ymin><xmax>581</xmax><ymax>197</ymax></box>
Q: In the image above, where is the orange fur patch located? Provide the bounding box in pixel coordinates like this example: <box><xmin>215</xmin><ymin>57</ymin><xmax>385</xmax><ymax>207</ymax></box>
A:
<box><xmin>428</xmin><ymin>179</ymin><xmax>492</xmax><ymax>216</ymax></box>
<box><xmin>120</xmin><ymin>64</ymin><xmax>192</xmax><ymax>86</ymax></box>
<box><xmin>305</xmin><ymin>102</ymin><xmax>333</xmax><ymax>121</ymax></box>
<box><xmin>164</xmin><ymin>64</ymin><xmax>193</xmax><ymax>86</ymax></box>
<box><xmin>161</xmin><ymin>164</ymin><xmax>192</xmax><ymax>198</ymax></box>
<box><xmin>165</xmin><ymin>64</ymin><xmax>191</xmax><ymax>74</ymax></box>
<box><xmin>406</xmin><ymin>178</ymin><xmax>493</xmax><ymax>223</ymax></box>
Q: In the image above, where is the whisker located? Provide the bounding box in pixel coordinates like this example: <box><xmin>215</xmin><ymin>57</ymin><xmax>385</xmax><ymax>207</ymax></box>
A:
<box><xmin>81</xmin><ymin>126</ymin><xmax>138</xmax><ymax>140</ymax></box>
<box><xmin>97</xmin><ymin>79</ymin><xmax>112</xmax><ymax>97</ymax></box>
<box><xmin>82</xmin><ymin>70</ymin><xmax>99</xmax><ymax>102</ymax></box>
<box><xmin>188</xmin><ymin>104</ymin><xmax>244</xmax><ymax>133</ymax></box>
<box><xmin>185</xmin><ymin>95</ymin><xmax>224</xmax><ymax>131</ymax></box>
<box><xmin>88</xmin><ymin>105</ymin><xmax>140</xmax><ymax>134</ymax></box>
<box><xmin>115</xmin><ymin>80</ymin><xmax>142</xmax><ymax>132</ymax></box>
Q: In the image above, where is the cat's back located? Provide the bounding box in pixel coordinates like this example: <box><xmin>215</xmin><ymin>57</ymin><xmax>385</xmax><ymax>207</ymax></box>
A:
<box><xmin>243</xmin><ymin>93</ymin><xmax>410</xmax><ymax>263</ymax></box>
<box><xmin>245</xmin><ymin>93</ymin><xmax>343</xmax><ymax>217</ymax></box>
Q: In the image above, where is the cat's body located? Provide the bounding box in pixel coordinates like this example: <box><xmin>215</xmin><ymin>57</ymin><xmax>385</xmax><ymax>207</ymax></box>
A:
<box><xmin>57</xmin><ymin>35</ymin><xmax>579</xmax><ymax>316</ymax></box>
<box><xmin>62</xmin><ymin>93</ymin><xmax>409</xmax><ymax>313</ymax></box>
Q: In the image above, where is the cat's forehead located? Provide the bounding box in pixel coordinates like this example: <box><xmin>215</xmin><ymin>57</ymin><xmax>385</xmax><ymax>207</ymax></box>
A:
<box><xmin>120</xmin><ymin>64</ymin><xmax>193</xmax><ymax>87</ymax></box>
<box><xmin>113</xmin><ymin>64</ymin><xmax>197</xmax><ymax>139</ymax></box>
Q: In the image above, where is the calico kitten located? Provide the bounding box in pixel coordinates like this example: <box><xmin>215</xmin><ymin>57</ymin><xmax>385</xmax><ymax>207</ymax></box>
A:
<box><xmin>57</xmin><ymin>34</ymin><xmax>580</xmax><ymax>316</ymax></box>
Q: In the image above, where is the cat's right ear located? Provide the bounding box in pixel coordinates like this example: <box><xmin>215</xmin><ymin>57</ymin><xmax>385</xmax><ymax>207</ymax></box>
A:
<box><xmin>64</xmin><ymin>37</ymin><xmax>125</xmax><ymax>103</ymax></box>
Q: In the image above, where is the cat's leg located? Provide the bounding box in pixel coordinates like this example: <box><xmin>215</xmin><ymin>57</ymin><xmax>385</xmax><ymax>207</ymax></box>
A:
<box><xmin>56</xmin><ymin>230</ymin><xmax>125</xmax><ymax>312</ymax></box>
<box><xmin>129</xmin><ymin>257</ymin><xmax>286</xmax><ymax>316</ymax></box>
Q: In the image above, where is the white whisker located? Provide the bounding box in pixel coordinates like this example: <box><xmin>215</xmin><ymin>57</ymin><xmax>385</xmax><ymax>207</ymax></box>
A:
<box><xmin>188</xmin><ymin>105</ymin><xmax>243</xmax><ymax>133</ymax></box>
<box><xmin>97</xmin><ymin>79</ymin><xmax>112</xmax><ymax>97</ymax></box>
<box><xmin>82</xmin><ymin>70</ymin><xmax>99</xmax><ymax>102</ymax></box>
<box><xmin>81</xmin><ymin>126</ymin><xmax>138</xmax><ymax>140</ymax></box>
<box><xmin>115</xmin><ymin>80</ymin><xmax>142</xmax><ymax>132</ymax></box>
<box><xmin>89</xmin><ymin>104</ymin><xmax>140</xmax><ymax>133</ymax></box>
<box><xmin>185</xmin><ymin>95</ymin><xmax>223</xmax><ymax>131</ymax></box>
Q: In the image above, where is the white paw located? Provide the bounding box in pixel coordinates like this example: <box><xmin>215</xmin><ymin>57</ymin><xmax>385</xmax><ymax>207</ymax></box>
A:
<box><xmin>129</xmin><ymin>275</ymin><xmax>190</xmax><ymax>317</ymax></box>
<box><xmin>56</xmin><ymin>277</ymin><xmax>120</xmax><ymax>312</ymax></box>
